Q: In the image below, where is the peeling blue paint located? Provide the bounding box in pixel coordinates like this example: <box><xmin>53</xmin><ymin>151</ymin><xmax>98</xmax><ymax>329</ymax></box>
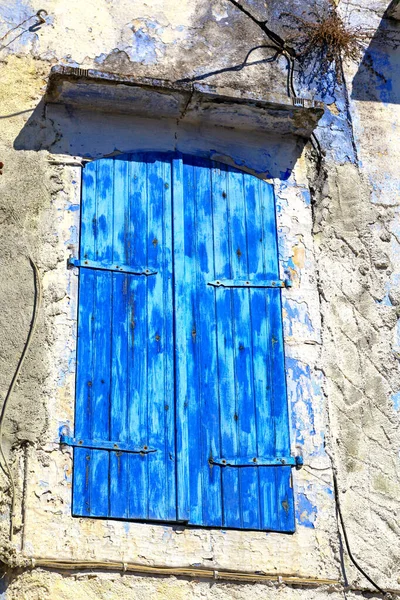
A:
<box><xmin>317</xmin><ymin>110</ymin><xmax>356</xmax><ymax>164</ymax></box>
<box><xmin>300</xmin><ymin>188</ymin><xmax>311</xmax><ymax>206</ymax></box>
<box><xmin>129</xmin><ymin>27</ymin><xmax>160</xmax><ymax>65</ymax></box>
<box><xmin>282</xmin><ymin>297</ymin><xmax>314</xmax><ymax>338</ymax></box>
<box><xmin>296</xmin><ymin>492</ymin><xmax>317</xmax><ymax>528</ymax></box>
<box><xmin>123</xmin><ymin>522</ymin><xmax>130</xmax><ymax>534</ymax></box>
<box><xmin>286</xmin><ymin>358</ymin><xmax>325</xmax><ymax>458</ymax></box>
<box><xmin>64</xmin><ymin>464</ymin><xmax>72</xmax><ymax>484</ymax></box>
<box><xmin>58</xmin><ymin>422</ymin><xmax>71</xmax><ymax>437</ymax></box>
<box><xmin>391</xmin><ymin>392</ymin><xmax>400</xmax><ymax>412</ymax></box>
<box><xmin>376</xmin><ymin>281</ymin><xmax>393</xmax><ymax>307</ymax></box>
<box><xmin>68</xmin><ymin>225</ymin><xmax>78</xmax><ymax>245</ymax></box>
<box><xmin>325</xmin><ymin>486</ymin><xmax>333</xmax><ymax>497</ymax></box>
<box><xmin>365</xmin><ymin>50</ymin><xmax>393</xmax><ymax>105</ymax></box>
<box><xmin>393</xmin><ymin>320</ymin><xmax>400</xmax><ymax>357</ymax></box>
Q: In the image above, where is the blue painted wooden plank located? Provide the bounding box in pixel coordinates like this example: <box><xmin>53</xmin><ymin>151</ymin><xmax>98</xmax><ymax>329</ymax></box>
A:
<box><xmin>127</xmin><ymin>155</ymin><xmax>149</xmax><ymax>520</ymax></box>
<box><xmin>228</xmin><ymin>168</ymin><xmax>259</xmax><ymax>529</ymax></box>
<box><xmin>211</xmin><ymin>163</ymin><xmax>241</xmax><ymax>528</ymax></box>
<box><xmin>109</xmin><ymin>155</ymin><xmax>130</xmax><ymax>518</ymax></box>
<box><xmin>159</xmin><ymin>157</ymin><xmax>176</xmax><ymax>522</ymax></box>
<box><xmin>73</xmin><ymin>269</ymin><xmax>95</xmax><ymax>516</ymax></box>
<box><xmin>269</xmin><ymin>286</ymin><xmax>294</xmax><ymax>531</ymax></box>
<box><xmin>173</xmin><ymin>155</ymin><xmax>191</xmax><ymax>522</ymax></box>
<box><xmin>260</xmin><ymin>180</ymin><xmax>294</xmax><ymax>531</ymax></box>
<box><xmin>182</xmin><ymin>160</ymin><xmax>204</xmax><ymax>524</ymax></box>
<box><xmin>259</xmin><ymin>181</ymin><xmax>279</xmax><ymax>277</ymax></box>
<box><xmin>80</xmin><ymin>161</ymin><xmax>97</xmax><ymax>261</ymax></box>
<box><xmin>73</xmin><ymin>161</ymin><xmax>98</xmax><ymax>517</ymax></box>
<box><xmin>246</xmin><ymin>176</ymin><xmax>275</xmax><ymax>530</ymax></box>
<box><xmin>261</xmin><ymin>180</ymin><xmax>294</xmax><ymax>530</ymax></box>
<box><xmin>146</xmin><ymin>156</ymin><xmax>175</xmax><ymax>521</ymax></box>
<box><xmin>190</xmin><ymin>159</ymin><xmax>222</xmax><ymax>526</ymax></box>
<box><xmin>89</xmin><ymin>158</ymin><xmax>114</xmax><ymax>516</ymax></box>
<box><xmin>182</xmin><ymin>160</ymin><xmax>202</xmax><ymax>524</ymax></box>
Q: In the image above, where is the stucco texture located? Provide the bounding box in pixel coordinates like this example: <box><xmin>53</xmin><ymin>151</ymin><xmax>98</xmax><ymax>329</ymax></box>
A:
<box><xmin>0</xmin><ymin>0</ymin><xmax>399</xmax><ymax>598</ymax></box>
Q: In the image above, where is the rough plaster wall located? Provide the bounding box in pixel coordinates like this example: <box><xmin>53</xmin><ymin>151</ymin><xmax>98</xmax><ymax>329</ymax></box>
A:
<box><xmin>306</xmin><ymin>0</ymin><xmax>400</xmax><ymax>592</ymax></box>
<box><xmin>0</xmin><ymin>55</ymin><xmax>67</xmax><ymax>558</ymax></box>
<box><xmin>0</xmin><ymin>569</ymin><xmax>385</xmax><ymax>600</ymax></box>
<box><xmin>0</xmin><ymin>0</ymin><xmax>290</xmax><ymax>91</ymax></box>
<box><xmin>0</xmin><ymin>0</ymin><xmax>400</xmax><ymax>597</ymax></box>
<box><xmin>311</xmin><ymin>162</ymin><xmax>400</xmax><ymax>590</ymax></box>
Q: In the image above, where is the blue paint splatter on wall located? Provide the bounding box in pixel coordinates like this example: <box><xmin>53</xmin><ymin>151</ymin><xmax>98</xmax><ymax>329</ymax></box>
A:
<box><xmin>286</xmin><ymin>357</ymin><xmax>326</xmax><ymax>458</ymax></box>
<box><xmin>129</xmin><ymin>27</ymin><xmax>159</xmax><ymax>65</ymax></box>
<box><xmin>300</xmin><ymin>188</ymin><xmax>311</xmax><ymax>206</ymax></box>
<box><xmin>391</xmin><ymin>392</ymin><xmax>400</xmax><ymax>411</ymax></box>
<box><xmin>283</xmin><ymin>297</ymin><xmax>314</xmax><ymax>338</ymax></box>
<box><xmin>296</xmin><ymin>492</ymin><xmax>317</xmax><ymax>528</ymax></box>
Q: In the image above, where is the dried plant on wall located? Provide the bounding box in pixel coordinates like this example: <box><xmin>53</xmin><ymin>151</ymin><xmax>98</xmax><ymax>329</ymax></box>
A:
<box><xmin>281</xmin><ymin>0</ymin><xmax>371</xmax><ymax>86</ymax></box>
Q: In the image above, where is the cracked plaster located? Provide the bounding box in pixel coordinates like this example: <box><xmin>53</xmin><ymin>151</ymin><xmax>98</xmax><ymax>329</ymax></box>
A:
<box><xmin>0</xmin><ymin>0</ymin><xmax>400</xmax><ymax>598</ymax></box>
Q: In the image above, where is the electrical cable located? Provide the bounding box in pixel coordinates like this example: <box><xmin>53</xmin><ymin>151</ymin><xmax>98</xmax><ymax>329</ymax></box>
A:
<box><xmin>226</xmin><ymin>0</ymin><xmax>296</xmax><ymax>58</ymax></box>
<box><xmin>0</xmin><ymin>258</ymin><xmax>42</xmax><ymax>541</ymax></box>
<box><xmin>331</xmin><ymin>467</ymin><xmax>388</xmax><ymax>596</ymax></box>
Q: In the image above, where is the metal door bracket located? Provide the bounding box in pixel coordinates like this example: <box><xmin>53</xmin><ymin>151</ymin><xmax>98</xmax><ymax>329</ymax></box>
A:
<box><xmin>68</xmin><ymin>257</ymin><xmax>157</xmax><ymax>276</ymax></box>
<box><xmin>210</xmin><ymin>455</ymin><xmax>303</xmax><ymax>469</ymax></box>
<box><xmin>60</xmin><ymin>435</ymin><xmax>157</xmax><ymax>454</ymax></box>
<box><xmin>208</xmin><ymin>279</ymin><xmax>292</xmax><ymax>289</ymax></box>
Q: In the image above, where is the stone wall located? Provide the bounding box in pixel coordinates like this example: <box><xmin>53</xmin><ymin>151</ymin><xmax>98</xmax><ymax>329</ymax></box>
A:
<box><xmin>0</xmin><ymin>0</ymin><xmax>399</xmax><ymax>598</ymax></box>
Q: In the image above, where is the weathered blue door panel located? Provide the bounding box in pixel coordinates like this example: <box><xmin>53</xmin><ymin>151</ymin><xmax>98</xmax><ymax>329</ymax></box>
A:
<box><xmin>73</xmin><ymin>155</ymin><xmax>176</xmax><ymax>522</ymax></box>
<box><xmin>72</xmin><ymin>153</ymin><xmax>294</xmax><ymax>531</ymax></box>
<box><xmin>175</xmin><ymin>158</ymin><xmax>294</xmax><ymax>531</ymax></box>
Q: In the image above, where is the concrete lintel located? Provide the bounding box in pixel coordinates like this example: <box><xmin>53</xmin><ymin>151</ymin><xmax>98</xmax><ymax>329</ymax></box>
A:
<box><xmin>46</xmin><ymin>65</ymin><xmax>324</xmax><ymax>139</ymax></box>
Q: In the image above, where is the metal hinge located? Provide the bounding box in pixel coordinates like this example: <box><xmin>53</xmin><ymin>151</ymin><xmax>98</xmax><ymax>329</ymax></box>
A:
<box><xmin>210</xmin><ymin>455</ymin><xmax>303</xmax><ymax>469</ymax></box>
<box><xmin>60</xmin><ymin>435</ymin><xmax>157</xmax><ymax>455</ymax></box>
<box><xmin>208</xmin><ymin>279</ymin><xmax>292</xmax><ymax>289</ymax></box>
<box><xmin>68</xmin><ymin>257</ymin><xmax>157</xmax><ymax>276</ymax></box>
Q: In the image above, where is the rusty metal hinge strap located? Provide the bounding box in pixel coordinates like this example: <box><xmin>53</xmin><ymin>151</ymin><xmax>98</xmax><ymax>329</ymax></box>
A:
<box><xmin>68</xmin><ymin>257</ymin><xmax>157</xmax><ymax>276</ymax></box>
<box><xmin>208</xmin><ymin>279</ymin><xmax>292</xmax><ymax>289</ymax></box>
<box><xmin>210</xmin><ymin>455</ymin><xmax>303</xmax><ymax>468</ymax></box>
<box><xmin>60</xmin><ymin>435</ymin><xmax>158</xmax><ymax>454</ymax></box>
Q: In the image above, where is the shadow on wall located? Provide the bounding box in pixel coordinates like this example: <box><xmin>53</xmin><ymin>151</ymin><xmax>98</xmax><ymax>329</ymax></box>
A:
<box><xmin>351</xmin><ymin>6</ymin><xmax>400</xmax><ymax>103</ymax></box>
<box><xmin>14</xmin><ymin>101</ymin><xmax>309</xmax><ymax>180</ymax></box>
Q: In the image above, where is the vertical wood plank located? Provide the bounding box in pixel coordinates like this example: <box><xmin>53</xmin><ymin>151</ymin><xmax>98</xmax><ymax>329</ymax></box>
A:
<box><xmin>228</xmin><ymin>167</ymin><xmax>259</xmax><ymax>529</ymax></box>
<box><xmin>189</xmin><ymin>159</ymin><xmax>222</xmax><ymax>526</ymax></box>
<box><xmin>261</xmin><ymin>181</ymin><xmax>294</xmax><ymax>530</ymax></box>
<box><xmin>211</xmin><ymin>163</ymin><xmax>241</xmax><ymax>528</ymax></box>
<box><xmin>73</xmin><ymin>161</ymin><xmax>98</xmax><ymax>516</ymax></box>
<box><xmin>127</xmin><ymin>156</ymin><xmax>149</xmax><ymax>519</ymax></box>
<box><xmin>247</xmin><ymin>178</ymin><xmax>276</xmax><ymax>530</ymax></box>
<box><xmin>89</xmin><ymin>158</ymin><xmax>113</xmax><ymax>516</ymax></box>
<box><xmin>109</xmin><ymin>157</ymin><xmax>130</xmax><ymax>518</ymax></box>
<box><xmin>173</xmin><ymin>155</ymin><xmax>190</xmax><ymax>522</ymax></box>
<box><xmin>270</xmin><ymin>286</ymin><xmax>294</xmax><ymax>531</ymax></box>
<box><xmin>147</xmin><ymin>156</ymin><xmax>175</xmax><ymax>521</ymax></box>
<box><xmin>183</xmin><ymin>161</ymin><xmax>203</xmax><ymax>523</ymax></box>
<box><xmin>73</xmin><ymin>270</ymin><xmax>95</xmax><ymax>516</ymax></box>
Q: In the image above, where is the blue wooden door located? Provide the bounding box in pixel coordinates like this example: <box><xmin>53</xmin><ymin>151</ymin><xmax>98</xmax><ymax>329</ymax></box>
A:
<box><xmin>70</xmin><ymin>153</ymin><xmax>295</xmax><ymax>531</ymax></box>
